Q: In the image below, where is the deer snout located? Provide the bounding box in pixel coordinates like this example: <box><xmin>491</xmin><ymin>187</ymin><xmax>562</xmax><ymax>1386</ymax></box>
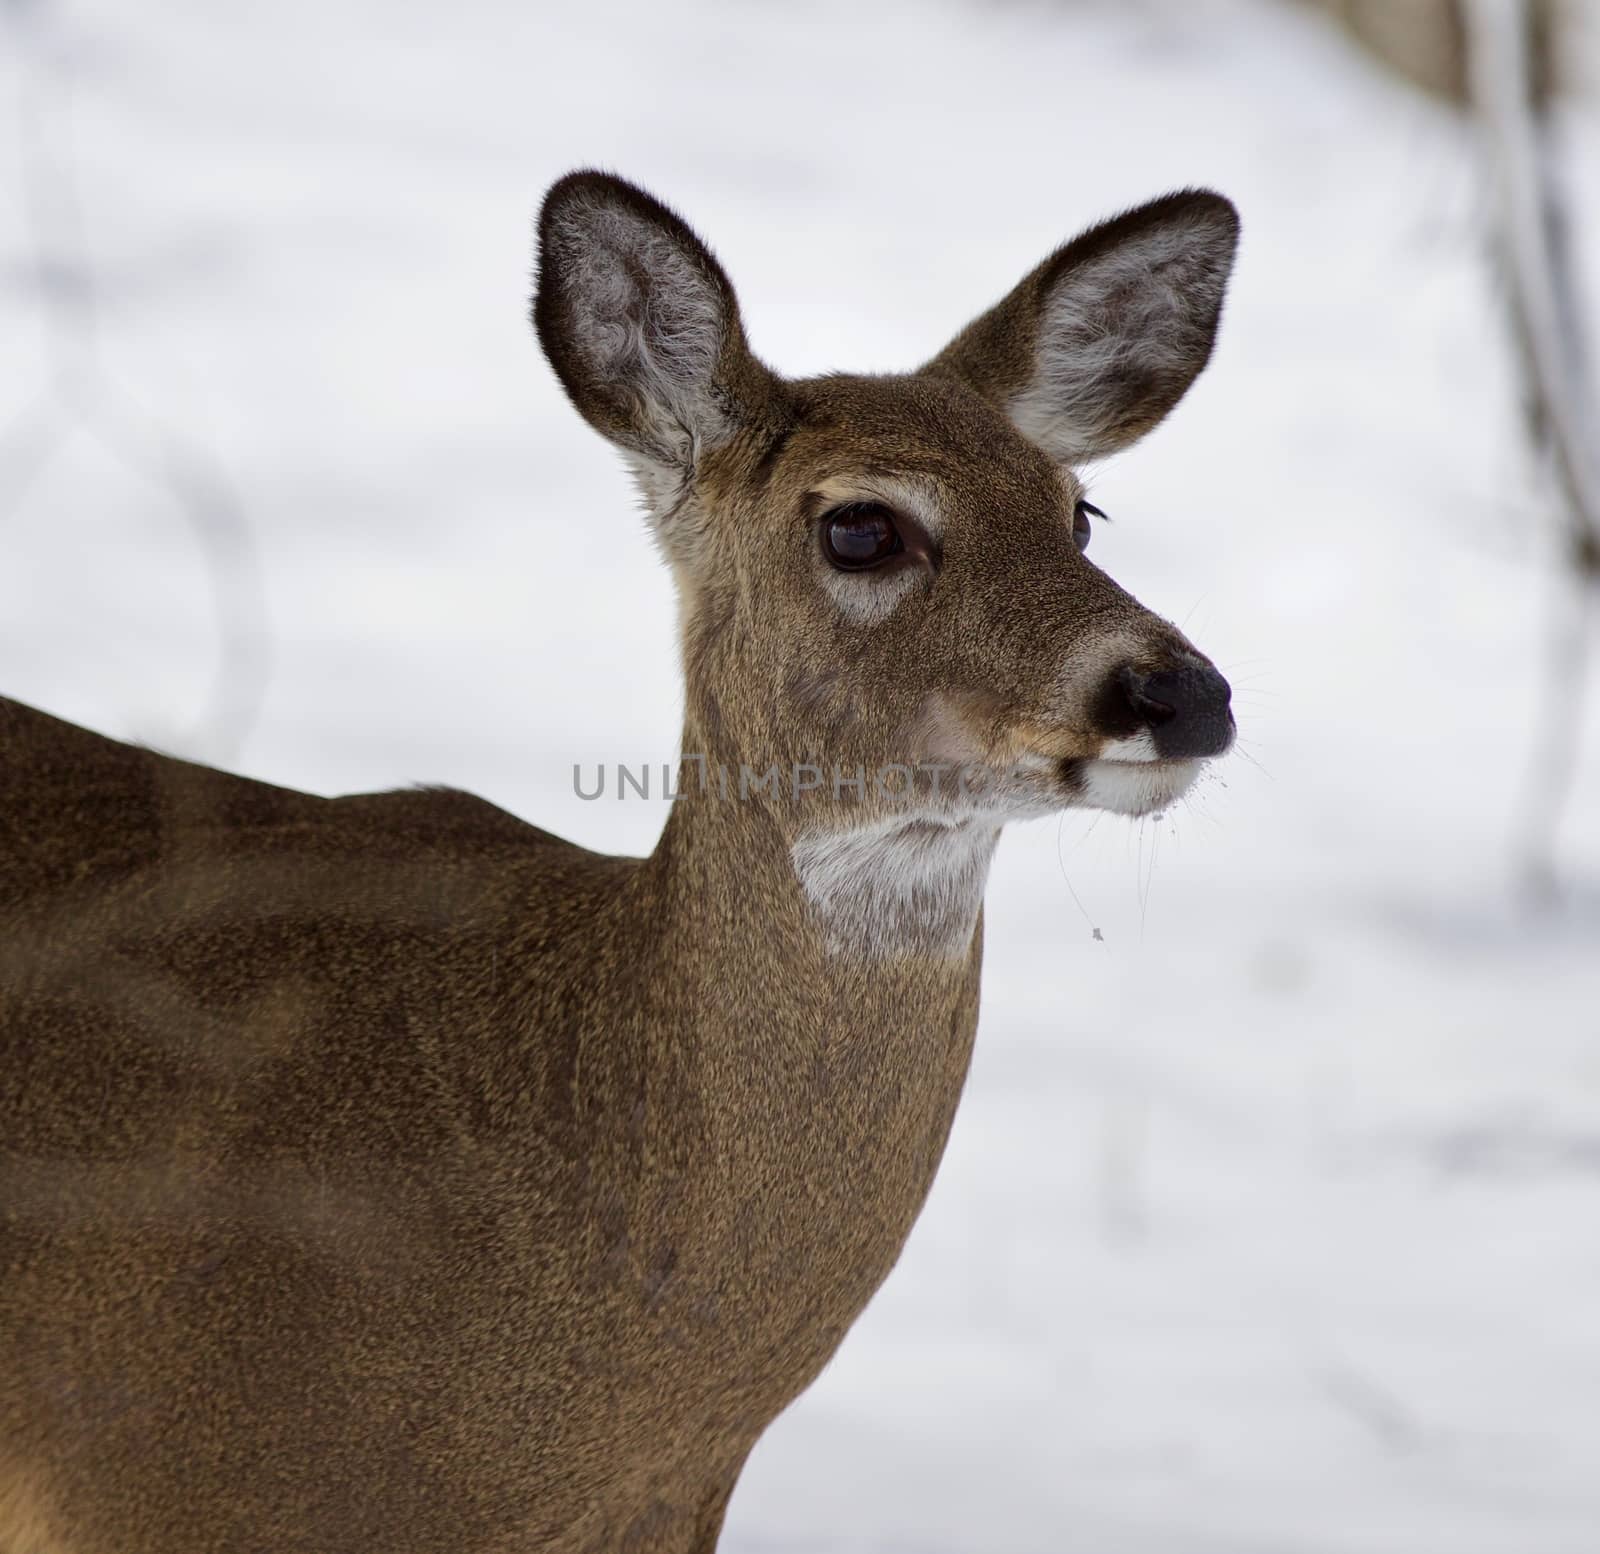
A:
<box><xmin>1115</xmin><ymin>663</ymin><xmax>1234</xmax><ymax>759</ymax></box>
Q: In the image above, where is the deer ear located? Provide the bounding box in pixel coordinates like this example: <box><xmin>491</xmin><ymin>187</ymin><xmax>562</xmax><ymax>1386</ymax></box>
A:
<box><xmin>924</xmin><ymin>191</ymin><xmax>1239</xmax><ymax>464</ymax></box>
<box><xmin>534</xmin><ymin>171</ymin><xmax>772</xmax><ymax>515</ymax></box>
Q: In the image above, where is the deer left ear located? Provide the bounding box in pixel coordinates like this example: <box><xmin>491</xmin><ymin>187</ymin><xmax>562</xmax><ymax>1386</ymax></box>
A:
<box><xmin>924</xmin><ymin>191</ymin><xmax>1239</xmax><ymax>464</ymax></box>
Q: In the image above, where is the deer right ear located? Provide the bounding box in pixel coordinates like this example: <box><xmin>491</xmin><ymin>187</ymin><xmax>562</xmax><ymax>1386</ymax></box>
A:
<box><xmin>924</xmin><ymin>191</ymin><xmax>1239</xmax><ymax>465</ymax></box>
<box><xmin>534</xmin><ymin>171</ymin><xmax>768</xmax><ymax>518</ymax></box>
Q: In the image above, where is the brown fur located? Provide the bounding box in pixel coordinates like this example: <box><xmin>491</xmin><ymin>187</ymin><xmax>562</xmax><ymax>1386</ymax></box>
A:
<box><xmin>0</xmin><ymin>172</ymin><xmax>1239</xmax><ymax>1552</ymax></box>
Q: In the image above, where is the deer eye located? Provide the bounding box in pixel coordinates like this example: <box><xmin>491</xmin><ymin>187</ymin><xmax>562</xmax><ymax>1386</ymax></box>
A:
<box><xmin>822</xmin><ymin>502</ymin><xmax>903</xmax><ymax>571</ymax></box>
<box><xmin>1073</xmin><ymin>499</ymin><xmax>1106</xmax><ymax>553</ymax></box>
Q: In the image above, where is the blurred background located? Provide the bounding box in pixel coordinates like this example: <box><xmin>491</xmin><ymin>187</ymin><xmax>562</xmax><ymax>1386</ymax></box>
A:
<box><xmin>3</xmin><ymin>0</ymin><xmax>1599</xmax><ymax>1549</ymax></box>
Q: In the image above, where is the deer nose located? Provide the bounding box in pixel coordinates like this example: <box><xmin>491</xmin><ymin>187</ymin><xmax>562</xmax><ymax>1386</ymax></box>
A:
<box><xmin>1117</xmin><ymin>664</ymin><xmax>1234</xmax><ymax>759</ymax></box>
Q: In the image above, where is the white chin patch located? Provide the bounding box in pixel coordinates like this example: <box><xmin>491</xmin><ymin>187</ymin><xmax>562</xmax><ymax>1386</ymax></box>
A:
<box><xmin>1079</xmin><ymin>757</ymin><xmax>1202</xmax><ymax>817</ymax></box>
<box><xmin>791</xmin><ymin>815</ymin><xmax>1000</xmax><ymax>961</ymax></box>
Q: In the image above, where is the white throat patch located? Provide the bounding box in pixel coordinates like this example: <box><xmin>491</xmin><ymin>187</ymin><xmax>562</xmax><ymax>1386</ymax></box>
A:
<box><xmin>790</xmin><ymin>815</ymin><xmax>1000</xmax><ymax>961</ymax></box>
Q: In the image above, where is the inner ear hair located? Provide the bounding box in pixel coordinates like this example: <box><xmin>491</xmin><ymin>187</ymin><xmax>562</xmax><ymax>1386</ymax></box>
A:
<box><xmin>534</xmin><ymin>172</ymin><xmax>747</xmax><ymax>475</ymax></box>
<box><xmin>923</xmin><ymin>190</ymin><xmax>1240</xmax><ymax>465</ymax></box>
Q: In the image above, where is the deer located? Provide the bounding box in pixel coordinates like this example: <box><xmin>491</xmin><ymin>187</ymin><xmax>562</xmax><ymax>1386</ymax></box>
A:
<box><xmin>0</xmin><ymin>170</ymin><xmax>1239</xmax><ymax>1554</ymax></box>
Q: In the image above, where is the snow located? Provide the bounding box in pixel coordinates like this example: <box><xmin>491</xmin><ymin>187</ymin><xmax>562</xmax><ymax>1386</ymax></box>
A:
<box><xmin>3</xmin><ymin>0</ymin><xmax>1599</xmax><ymax>1549</ymax></box>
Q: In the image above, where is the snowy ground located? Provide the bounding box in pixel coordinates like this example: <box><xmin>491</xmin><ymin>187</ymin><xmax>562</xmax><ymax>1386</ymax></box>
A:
<box><xmin>4</xmin><ymin>0</ymin><xmax>1600</xmax><ymax>1549</ymax></box>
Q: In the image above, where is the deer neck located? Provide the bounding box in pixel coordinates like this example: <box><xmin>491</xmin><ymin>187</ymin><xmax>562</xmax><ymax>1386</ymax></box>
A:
<box><xmin>626</xmin><ymin>761</ymin><xmax>988</xmax><ymax>1291</ymax></box>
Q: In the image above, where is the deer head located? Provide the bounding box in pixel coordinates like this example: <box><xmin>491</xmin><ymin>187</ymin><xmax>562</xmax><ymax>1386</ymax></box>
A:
<box><xmin>535</xmin><ymin>172</ymin><xmax>1238</xmax><ymax>955</ymax></box>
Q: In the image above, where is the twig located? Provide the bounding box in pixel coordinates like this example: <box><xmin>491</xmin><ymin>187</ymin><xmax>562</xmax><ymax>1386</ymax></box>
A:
<box><xmin>1461</xmin><ymin>0</ymin><xmax>1599</xmax><ymax>900</ymax></box>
